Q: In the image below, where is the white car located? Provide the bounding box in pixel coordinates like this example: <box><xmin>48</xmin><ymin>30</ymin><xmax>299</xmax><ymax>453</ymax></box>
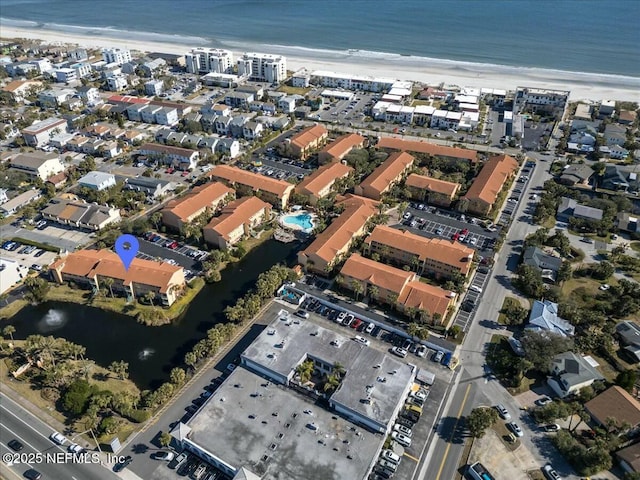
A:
<box><xmin>508</xmin><ymin>422</ymin><xmax>523</xmax><ymax>437</ymax></box>
<box><xmin>469</xmin><ymin>285</ymin><xmax>483</xmax><ymax>293</ymax></box>
<box><xmin>50</xmin><ymin>432</ymin><xmax>67</xmax><ymax>445</ymax></box>
<box><xmin>542</xmin><ymin>464</ymin><xmax>562</xmax><ymax>480</ymax></box>
<box><xmin>391</xmin><ymin>347</ymin><xmax>408</xmax><ymax>358</ymax></box>
<box><xmin>353</xmin><ymin>335</ymin><xmax>370</xmax><ymax>347</ymax></box>
<box><xmin>365</xmin><ymin>322</ymin><xmax>375</xmax><ymax>334</ymax></box>
<box><xmin>599</xmin><ymin>284</ymin><xmax>610</xmax><ymax>291</ymax></box>
<box><xmin>495</xmin><ymin>404</ymin><xmax>510</xmax><ymax>420</ymax></box>
<box><xmin>68</xmin><ymin>443</ymin><xmax>85</xmax><ymax>454</ymax></box>
<box><xmin>393</xmin><ymin>423</ymin><xmax>413</xmax><ymax>437</ymax></box>
<box><xmin>415</xmin><ymin>345</ymin><xmax>427</xmax><ymax>357</ymax></box>
<box><xmin>381</xmin><ymin>449</ymin><xmax>401</xmax><ymax>465</ymax></box>
<box><xmin>153</xmin><ymin>451</ymin><xmax>175</xmax><ymax>462</ymax></box>
<box><xmin>391</xmin><ymin>431</ymin><xmax>412</xmax><ymax>447</ymax></box>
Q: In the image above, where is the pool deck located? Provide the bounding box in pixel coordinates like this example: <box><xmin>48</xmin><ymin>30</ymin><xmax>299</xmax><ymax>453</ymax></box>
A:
<box><xmin>279</xmin><ymin>211</ymin><xmax>317</xmax><ymax>233</ymax></box>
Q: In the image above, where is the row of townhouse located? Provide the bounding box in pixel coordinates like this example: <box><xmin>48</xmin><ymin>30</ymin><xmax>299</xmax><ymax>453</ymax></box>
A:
<box><xmin>298</xmin><ymin>194</ymin><xmax>380</xmax><ymax>273</ymax></box>
<box><xmin>127</xmin><ymin>103</ymin><xmax>179</xmax><ymax>126</ymax></box>
<box><xmin>339</xmin><ymin>253</ymin><xmax>456</xmax><ymax>325</ymax></box>
<box><xmin>50</xmin><ymin>248</ymin><xmax>185</xmax><ymax>306</ymax></box>
<box><xmin>138</xmin><ymin>143</ymin><xmax>200</xmax><ymax>171</ymax></box>
<box><xmin>0</xmin><ymin>189</ymin><xmax>42</xmax><ymax>216</ymax></box>
<box><xmin>42</xmin><ymin>197</ymin><xmax>121</xmax><ymax>231</ymax></box>
<box><xmin>201</xmin><ymin>114</ymin><xmax>263</xmax><ymax>141</ymax></box>
<box><xmin>372</xmin><ymin>102</ymin><xmax>479</xmax><ymax>130</ymax></box>
<box><xmin>155</xmin><ymin>129</ymin><xmax>240</xmax><ymax>158</ymax></box>
<box><xmin>64</xmin><ymin>135</ymin><xmax>121</xmax><ymax>158</ymax></box>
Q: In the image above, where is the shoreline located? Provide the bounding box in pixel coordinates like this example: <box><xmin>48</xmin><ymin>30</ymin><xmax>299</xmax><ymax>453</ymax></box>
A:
<box><xmin>2</xmin><ymin>25</ymin><xmax>639</xmax><ymax>102</ymax></box>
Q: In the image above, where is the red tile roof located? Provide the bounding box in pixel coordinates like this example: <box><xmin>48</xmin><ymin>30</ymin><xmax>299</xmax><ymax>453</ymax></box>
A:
<box><xmin>341</xmin><ymin>253</ymin><xmax>415</xmax><ymax>295</ymax></box>
<box><xmin>463</xmin><ymin>154</ymin><xmax>519</xmax><ymax>205</ymax></box>
<box><xmin>319</xmin><ymin>133</ymin><xmax>365</xmax><ymax>160</ymax></box>
<box><xmin>204</xmin><ymin>196</ymin><xmax>271</xmax><ymax>241</ymax></box>
<box><xmin>290</xmin><ymin>124</ymin><xmax>328</xmax><ymax>149</ymax></box>
<box><xmin>208</xmin><ymin>165</ymin><xmax>294</xmax><ymax>198</ymax></box>
<box><xmin>405</xmin><ymin>173</ymin><xmax>460</xmax><ymax>197</ymax></box>
<box><xmin>377</xmin><ymin>137</ymin><xmax>478</xmax><ymax>162</ymax></box>
<box><xmin>295</xmin><ymin>162</ymin><xmax>353</xmax><ymax>198</ymax></box>
<box><xmin>357</xmin><ymin>151</ymin><xmax>414</xmax><ymax>198</ymax></box>
<box><xmin>162</xmin><ymin>182</ymin><xmax>234</xmax><ymax>222</ymax></box>
<box><xmin>398</xmin><ymin>281</ymin><xmax>453</xmax><ymax>318</ymax></box>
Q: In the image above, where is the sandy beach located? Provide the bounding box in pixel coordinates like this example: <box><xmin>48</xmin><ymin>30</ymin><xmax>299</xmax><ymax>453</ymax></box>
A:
<box><xmin>2</xmin><ymin>26</ymin><xmax>639</xmax><ymax>103</ymax></box>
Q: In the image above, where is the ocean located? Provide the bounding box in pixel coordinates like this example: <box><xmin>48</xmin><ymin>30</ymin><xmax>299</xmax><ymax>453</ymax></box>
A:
<box><xmin>1</xmin><ymin>0</ymin><xmax>639</xmax><ymax>78</ymax></box>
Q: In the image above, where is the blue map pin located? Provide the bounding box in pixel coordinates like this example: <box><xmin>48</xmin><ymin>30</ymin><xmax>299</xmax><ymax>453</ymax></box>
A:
<box><xmin>114</xmin><ymin>234</ymin><xmax>139</xmax><ymax>271</ymax></box>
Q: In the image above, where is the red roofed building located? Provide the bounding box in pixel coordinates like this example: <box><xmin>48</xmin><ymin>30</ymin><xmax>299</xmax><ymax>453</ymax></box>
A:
<box><xmin>354</xmin><ymin>151</ymin><xmax>414</xmax><ymax>200</ymax></box>
<box><xmin>295</xmin><ymin>162</ymin><xmax>354</xmax><ymax>205</ymax></box>
<box><xmin>161</xmin><ymin>182</ymin><xmax>235</xmax><ymax>231</ymax></box>
<box><xmin>203</xmin><ymin>196</ymin><xmax>272</xmax><ymax>250</ymax></box>
<box><xmin>405</xmin><ymin>173</ymin><xmax>460</xmax><ymax>207</ymax></box>
<box><xmin>49</xmin><ymin>249</ymin><xmax>186</xmax><ymax>306</ymax></box>
<box><xmin>107</xmin><ymin>94</ymin><xmax>151</xmax><ymax>105</ymax></box>
<box><xmin>463</xmin><ymin>154</ymin><xmax>519</xmax><ymax>216</ymax></box>
<box><xmin>289</xmin><ymin>124</ymin><xmax>328</xmax><ymax>159</ymax></box>
<box><xmin>318</xmin><ymin>133</ymin><xmax>365</xmax><ymax>164</ymax></box>
<box><xmin>377</xmin><ymin>137</ymin><xmax>478</xmax><ymax>163</ymax></box>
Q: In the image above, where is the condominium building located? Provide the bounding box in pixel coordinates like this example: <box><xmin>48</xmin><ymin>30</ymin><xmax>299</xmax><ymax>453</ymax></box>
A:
<box><xmin>21</xmin><ymin>117</ymin><xmax>68</xmax><ymax>147</ymax></box>
<box><xmin>309</xmin><ymin>70</ymin><xmax>400</xmax><ymax>92</ymax></box>
<box><xmin>138</xmin><ymin>143</ymin><xmax>200</xmax><ymax>170</ymax></box>
<box><xmin>0</xmin><ymin>189</ymin><xmax>41</xmax><ymax>216</ymax></box>
<box><xmin>463</xmin><ymin>154</ymin><xmax>519</xmax><ymax>216</ymax></box>
<box><xmin>207</xmin><ymin>165</ymin><xmax>294</xmax><ymax>210</ymax></box>
<box><xmin>364</xmin><ymin>225</ymin><xmax>474</xmax><ymax>279</ymax></box>
<box><xmin>318</xmin><ymin>133</ymin><xmax>365</xmax><ymax>164</ymax></box>
<box><xmin>102</xmin><ymin>47</ymin><xmax>132</xmax><ymax>65</ymax></box>
<box><xmin>185</xmin><ymin>48</ymin><xmax>234</xmax><ymax>74</ymax></box>
<box><xmin>298</xmin><ymin>194</ymin><xmax>379</xmax><ymax>273</ymax></box>
<box><xmin>376</xmin><ymin>137</ymin><xmax>478</xmax><ymax>164</ymax></box>
<box><xmin>10</xmin><ymin>152</ymin><xmax>65</xmax><ymax>180</ymax></box>
<box><xmin>42</xmin><ymin>197</ymin><xmax>121</xmax><ymax>231</ymax></box>
<box><xmin>237</xmin><ymin>52</ymin><xmax>287</xmax><ymax>83</ymax></box>
<box><xmin>405</xmin><ymin>173</ymin><xmax>460</xmax><ymax>207</ymax></box>
<box><xmin>161</xmin><ymin>182</ymin><xmax>235</xmax><ymax>232</ymax></box>
<box><xmin>354</xmin><ymin>151</ymin><xmax>414</xmax><ymax>200</ymax></box>
<box><xmin>50</xmin><ymin>249</ymin><xmax>185</xmax><ymax>306</ymax></box>
<box><xmin>294</xmin><ymin>162</ymin><xmax>353</xmax><ymax>205</ymax></box>
<box><xmin>203</xmin><ymin>196</ymin><xmax>272</xmax><ymax>250</ymax></box>
<box><xmin>289</xmin><ymin>124</ymin><xmax>329</xmax><ymax>159</ymax></box>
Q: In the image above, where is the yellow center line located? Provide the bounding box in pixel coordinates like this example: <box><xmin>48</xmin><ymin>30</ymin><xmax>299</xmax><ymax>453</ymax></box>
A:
<box><xmin>404</xmin><ymin>452</ymin><xmax>420</xmax><ymax>463</ymax></box>
<box><xmin>435</xmin><ymin>383</ymin><xmax>472</xmax><ymax>480</ymax></box>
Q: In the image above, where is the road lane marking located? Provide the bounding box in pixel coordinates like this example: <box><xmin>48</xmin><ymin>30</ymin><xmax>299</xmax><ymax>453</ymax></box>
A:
<box><xmin>434</xmin><ymin>383</ymin><xmax>472</xmax><ymax>480</ymax></box>
<box><xmin>0</xmin><ymin>399</ymin><xmax>64</xmax><ymax>452</ymax></box>
<box><xmin>0</xmin><ymin>424</ymin><xmax>36</xmax><ymax>468</ymax></box>
<box><xmin>403</xmin><ymin>452</ymin><xmax>419</xmax><ymax>462</ymax></box>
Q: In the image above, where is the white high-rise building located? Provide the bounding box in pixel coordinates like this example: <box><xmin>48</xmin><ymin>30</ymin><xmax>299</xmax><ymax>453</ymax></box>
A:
<box><xmin>236</xmin><ymin>53</ymin><xmax>287</xmax><ymax>84</ymax></box>
<box><xmin>102</xmin><ymin>48</ymin><xmax>132</xmax><ymax>65</ymax></box>
<box><xmin>185</xmin><ymin>48</ymin><xmax>233</xmax><ymax>74</ymax></box>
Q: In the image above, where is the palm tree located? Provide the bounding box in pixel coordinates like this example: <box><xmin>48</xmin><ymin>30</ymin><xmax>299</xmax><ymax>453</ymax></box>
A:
<box><xmin>387</xmin><ymin>292</ymin><xmax>399</xmax><ymax>308</ymax></box>
<box><xmin>144</xmin><ymin>291</ymin><xmax>156</xmax><ymax>307</ymax></box>
<box><xmin>350</xmin><ymin>280</ymin><xmax>364</xmax><ymax>301</ymax></box>
<box><xmin>296</xmin><ymin>360</ymin><xmax>314</xmax><ymax>384</ymax></box>
<box><xmin>368</xmin><ymin>285</ymin><xmax>379</xmax><ymax>302</ymax></box>
<box><xmin>184</xmin><ymin>351</ymin><xmax>197</xmax><ymax>371</ymax></box>
<box><xmin>108</xmin><ymin>360</ymin><xmax>129</xmax><ymax>380</ymax></box>
<box><xmin>150</xmin><ymin>211</ymin><xmax>162</xmax><ymax>229</ymax></box>
<box><xmin>2</xmin><ymin>325</ymin><xmax>16</xmax><ymax>342</ymax></box>
<box><xmin>102</xmin><ymin>277</ymin><xmax>115</xmax><ymax>298</ymax></box>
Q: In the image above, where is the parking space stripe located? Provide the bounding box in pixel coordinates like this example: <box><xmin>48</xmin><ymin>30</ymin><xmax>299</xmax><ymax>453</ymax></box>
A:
<box><xmin>403</xmin><ymin>452</ymin><xmax>420</xmax><ymax>462</ymax></box>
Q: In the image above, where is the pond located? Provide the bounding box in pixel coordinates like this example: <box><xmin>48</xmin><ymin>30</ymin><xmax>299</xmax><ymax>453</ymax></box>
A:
<box><xmin>5</xmin><ymin>239</ymin><xmax>300</xmax><ymax>390</ymax></box>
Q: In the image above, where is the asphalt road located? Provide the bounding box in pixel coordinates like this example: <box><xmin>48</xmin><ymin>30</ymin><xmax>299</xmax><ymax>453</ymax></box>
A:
<box><xmin>0</xmin><ymin>392</ymin><xmax>121</xmax><ymax>480</ymax></box>
<box><xmin>418</xmin><ymin>151</ymin><xmax>580</xmax><ymax>480</ymax></box>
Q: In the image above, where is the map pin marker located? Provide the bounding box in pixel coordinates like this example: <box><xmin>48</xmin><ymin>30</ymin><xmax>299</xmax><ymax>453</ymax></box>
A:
<box><xmin>115</xmin><ymin>234</ymin><xmax>139</xmax><ymax>271</ymax></box>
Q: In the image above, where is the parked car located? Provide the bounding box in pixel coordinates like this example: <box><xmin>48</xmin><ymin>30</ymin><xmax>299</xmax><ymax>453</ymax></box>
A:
<box><xmin>391</xmin><ymin>347</ymin><xmax>408</xmax><ymax>358</ymax></box>
<box><xmin>7</xmin><ymin>439</ymin><xmax>23</xmax><ymax>451</ymax></box>
<box><xmin>393</xmin><ymin>423</ymin><xmax>413</xmax><ymax>437</ymax></box>
<box><xmin>507</xmin><ymin>422</ymin><xmax>523</xmax><ymax>437</ymax></box>
<box><xmin>495</xmin><ymin>404</ymin><xmax>510</xmax><ymax>420</ymax></box>
<box><xmin>535</xmin><ymin>396</ymin><xmax>552</xmax><ymax>407</ymax></box>
<box><xmin>23</xmin><ymin>469</ymin><xmax>42</xmax><ymax>480</ymax></box>
<box><xmin>381</xmin><ymin>449</ymin><xmax>401</xmax><ymax>465</ymax></box>
<box><xmin>68</xmin><ymin>443</ymin><xmax>85</xmax><ymax>454</ymax></box>
<box><xmin>416</xmin><ymin>345</ymin><xmax>427</xmax><ymax>357</ymax></box>
<box><xmin>49</xmin><ymin>431</ymin><xmax>67</xmax><ymax>445</ymax></box>
<box><xmin>365</xmin><ymin>322</ymin><xmax>375</xmax><ymax>334</ymax></box>
<box><xmin>542</xmin><ymin>424</ymin><xmax>560</xmax><ymax>432</ymax></box>
<box><xmin>432</xmin><ymin>351</ymin><xmax>444</xmax><ymax>363</ymax></box>
<box><xmin>153</xmin><ymin>451</ymin><xmax>175</xmax><ymax>461</ymax></box>
<box><xmin>294</xmin><ymin>309</ymin><xmax>309</xmax><ymax>319</ymax></box>
<box><xmin>391</xmin><ymin>431</ymin><xmax>412</xmax><ymax>447</ymax></box>
<box><xmin>542</xmin><ymin>464</ymin><xmax>562</xmax><ymax>480</ymax></box>
<box><xmin>113</xmin><ymin>456</ymin><xmax>133</xmax><ymax>472</ymax></box>
<box><xmin>168</xmin><ymin>452</ymin><xmax>187</xmax><ymax>469</ymax></box>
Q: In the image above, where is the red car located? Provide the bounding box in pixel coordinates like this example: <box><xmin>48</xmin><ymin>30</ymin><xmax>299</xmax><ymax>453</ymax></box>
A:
<box><xmin>168</xmin><ymin>241</ymin><xmax>179</xmax><ymax>249</ymax></box>
<box><xmin>165</xmin><ymin>167</ymin><xmax>174</xmax><ymax>174</ymax></box>
<box><xmin>181</xmin><ymin>171</ymin><xmax>189</xmax><ymax>177</ymax></box>
<box><xmin>351</xmin><ymin>319</ymin><xmax>363</xmax><ymax>329</ymax></box>
<box><xmin>452</xmin><ymin>232</ymin><xmax>460</xmax><ymax>241</ymax></box>
<box><xmin>461</xmin><ymin>228</ymin><xmax>469</xmax><ymax>236</ymax></box>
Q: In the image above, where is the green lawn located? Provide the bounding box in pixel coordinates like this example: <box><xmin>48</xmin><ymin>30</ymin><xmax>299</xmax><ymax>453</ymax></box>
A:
<box><xmin>630</xmin><ymin>242</ymin><xmax>640</xmax><ymax>253</ymax></box>
<box><xmin>497</xmin><ymin>297</ymin><xmax>527</xmax><ymax>325</ymax></box>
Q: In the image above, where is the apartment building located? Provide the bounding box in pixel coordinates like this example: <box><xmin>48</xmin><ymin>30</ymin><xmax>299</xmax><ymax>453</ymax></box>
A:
<box><xmin>102</xmin><ymin>48</ymin><xmax>132</xmax><ymax>65</ymax></box>
<box><xmin>237</xmin><ymin>53</ymin><xmax>287</xmax><ymax>83</ymax></box>
<box><xmin>354</xmin><ymin>151</ymin><xmax>414</xmax><ymax>200</ymax></box>
<box><xmin>204</xmin><ymin>196</ymin><xmax>272</xmax><ymax>250</ymax></box>
<box><xmin>50</xmin><ymin>249</ymin><xmax>185</xmax><ymax>306</ymax></box>
<box><xmin>138</xmin><ymin>143</ymin><xmax>200</xmax><ymax>170</ymax></box>
<box><xmin>10</xmin><ymin>152</ymin><xmax>65</xmax><ymax>180</ymax></box>
<box><xmin>289</xmin><ymin>124</ymin><xmax>328</xmax><ymax>159</ymax></box>
<box><xmin>1</xmin><ymin>79</ymin><xmax>43</xmax><ymax>102</ymax></box>
<box><xmin>377</xmin><ymin>137</ymin><xmax>478</xmax><ymax>164</ymax></box>
<box><xmin>462</xmin><ymin>154</ymin><xmax>519</xmax><ymax>216</ymax></box>
<box><xmin>318</xmin><ymin>133</ymin><xmax>365</xmax><ymax>164</ymax></box>
<box><xmin>397</xmin><ymin>281</ymin><xmax>455</xmax><ymax>324</ymax></box>
<box><xmin>161</xmin><ymin>182</ymin><xmax>235</xmax><ymax>232</ymax></box>
<box><xmin>0</xmin><ymin>189</ymin><xmax>41</xmax><ymax>216</ymax></box>
<box><xmin>298</xmin><ymin>194</ymin><xmax>379</xmax><ymax>273</ymax></box>
<box><xmin>309</xmin><ymin>70</ymin><xmax>397</xmax><ymax>92</ymax></box>
<box><xmin>207</xmin><ymin>165</ymin><xmax>294</xmax><ymax>210</ymax></box>
<box><xmin>78</xmin><ymin>171</ymin><xmax>117</xmax><ymax>191</ymax></box>
<box><xmin>405</xmin><ymin>173</ymin><xmax>460</xmax><ymax>207</ymax></box>
<box><xmin>21</xmin><ymin>117</ymin><xmax>68</xmax><ymax>147</ymax></box>
<box><xmin>42</xmin><ymin>197</ymin><xmax>121</xmax><ymax>230</ymax></box>
<box><xmin>364</xmin><ymin>225</ymin><xmax>474</xmax><ymax>279</ymax></box>
<box><xmin>514</xmin><ymin>87</ymin><xmax>569</xmax><ymax>116</ymax></box>
<box><xmin>185</xmin><ymin>48</ymin><xmax>234</xmax><ymax>74</ymax></box>
<box><xmin>294</xmin><ymin>162</ymin><xmax>354</xmax><ymax>205</ymax></box>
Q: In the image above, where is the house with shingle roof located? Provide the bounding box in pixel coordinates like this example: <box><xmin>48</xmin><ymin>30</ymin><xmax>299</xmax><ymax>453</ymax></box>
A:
<box><xmin>585</xmin><ymin>386</ymin><xmax>640</xmax><ymax>433</ymax></box>
<box><xmin>548</xmin><ymin>351</ymin><xmax>604</xmax><ymax>398</ymax></box>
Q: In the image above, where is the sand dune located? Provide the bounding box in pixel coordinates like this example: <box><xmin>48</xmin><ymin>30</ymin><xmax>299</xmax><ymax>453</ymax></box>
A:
<box><xmin>2</xmin><ymin>26</ymin><xmax>639</xmax><ymax>102</ymax></box>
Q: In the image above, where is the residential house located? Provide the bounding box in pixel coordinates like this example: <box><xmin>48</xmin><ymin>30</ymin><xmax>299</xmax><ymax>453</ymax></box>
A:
<box><xmin>616</xmin><ymin>443</ymin><xmax>640</xmax><ymax>475</ymax></box>
<box><xmin>618</xmin><ymin>110</ymin><xmax>637</xmax><ymax>125</ymax></box>
<box><xmin>585</xmin><ymin>386</ymin><xmax>640</xmax><ymax>433</ymax></box>
<box><xmin>294</xmin><ymin>162</ymin><xmax>354</xmax><ymax>205</ymax></box>
<box><xmin>600</xmin><ymin>144</ymin><xmax>630</xmax><ymax>160</ymax></box>
<box><xmin>50</xmin><ymin>249</ymin><xmax>185</xmax><ymax>306</ymax></box>
<box><xmin>462</xmin><ymin>154</ymin><xmax>519</xmax><ymax>216</ymax></box>
<box><xmin>203</xmin><ymin>196</ymin><xmax>272</xmax><ymax>250</ymax></box>
<box><xmin>242</xmin><ymin>121</ymin><xmax>263</xmax><ymax>141</ymax></box>
<box><xmin>42</xmin><ymin>197</ymin><xmax>121</xmax><ymax>230</ymax></box>
<box><xmin>10</xmin><ymin>152</ymin><xmax>65</xmax><ymax>180</ymax></box>
<box><xmin>225</xmin><ymin>92</ymin><xmax>254</xmax><ymax>109</ymax></box>
<box><xmin>216</xmin><ymin>138</ymin><xmax>240</xmax><ymax>159</ymax></box>
<box><xmin>602</xmin><ymin>165</ymin><xmax>631</xmax><ymax>192</ymax></box>
<box><xmin>46</xmin><ymin>172</ymin><xmax>68</xmax><ymax>190</ymax></box>
<box><xmin>604</xmin><ymin>124</ymin><xmax>627</xmax><ymax>147</ymax></box>
<box><xmin>145</xmin><ymin>79</ymin><xmax>164</xmax><ymax>96</ymax></box>
<box><xmin>161</xmin><ymin>182</ymin><xmax>235</xmax><ymax>232</ymax></box>
<box><xmin>76</xmin><ymin>86</ymin><xmax>101</xmax><ymax>105</ymax></box>
<box><xmin>548</xmin><ymin>351</ymin><xmax>604</xmax><ymax>398</ymax></box>
<box><xmin>354</xmin><ymin>151</ymin><xmax>415</xmax><ymax>200</ymax></box>
<box><xmin>318</xmin><ymin>133</ymin><xmax>365</xmax><ymax>164</ymax></box>
<box><xmin>121</xmin><ymin>176</ymin><xmax>174</xmax><ymax>198</ymax></box>
<box><xmin>207</xmin><ymin>165</ymin><xmax>294</xmax><ymax>210</ymax></box>
<box><xmin>405</xmin><ymin>174</ymin><xmax>460</xmax><ymax>207</ymax></box>
<box><xmin>78</xmin><ymin>171</ymin><xmax>117</xmax><ymax>191</ymax></box>
<box><xmin>1</xmin><ymin>79</ymin><xmax>43</xmax><ymax>102</ymax></box>
<box><xmin>0</xmin><ymin>189</ymin><xmax>41</xmax><ymax>216</ymax></box>
<box><xmin>364</xmin><ymin>225</ymin><xmax>474</xmax><ymax>279</ymax></box>
<box><xmin>522</xmin><ymin>246</ymin><xmax>563</xmax><ymax>283</ymax></box>
<box><xmin>598</xmin><ymin>100</ymin><xmax>616</xmax><ymax>118</ymax></box>
<box><xmin>289</xmin><ymin>124</ymin><xmax>328</xmax><ymax>159</ymax></box>
<box><xmin>298</xmin><ymin>194</ymin><xmax>379</xmax><ymax>273</ymax></box>
<box><xmin>102</xmin><ymin>48</ymin><xmax>132</xmax><ymax>65</ymax></box>
<box><xmin>616</xmin><ymin>321</ymin><xmax>640</xmax><ymax>362</ymax></box>
<box><xmin>278</xmin><ymin>96</ymin><xmax>296</xmax><ymax>113</ymax></box>
<box><xmin>21</xmin><ymin>117</ymin><xmax>68</xmax><ymax>147</ymax></box>
<box><xmin>558</xmin><ymin>164</ymin><xmax>594</xmax><ymax>186</ymax></box>
<box><xmin>138</xmin><ymin>143</ymin><xmax>199</xmax><ymax>170</ymax></box>
<box><xmin>376</xmin><ymin>137</ymin><xmax>478</xmax><ymax>163</ymax></box>
<box><xmin>527</xmin><ymin>300</ymin><xmax>575</xmax><ymax>337</ymax></box>
<box><xmin>229</xmin><ymin>116</ymin><xmax>249</xmax><ymax>138</ymax></box>
<box><xmin>139</xmin><ymin>58</ymin><xmax>166</xmax><ymax>77</ymax></box>
<box><xmin>617</xmin><ymin>213</ymin><xmax>639</xmax><ymax>235</ymax></box>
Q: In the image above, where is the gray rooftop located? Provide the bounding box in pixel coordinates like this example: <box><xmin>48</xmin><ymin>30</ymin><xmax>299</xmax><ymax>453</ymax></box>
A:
<box><xmin>242</xmin><ymin>309</ymin><xmax>413</xmax><ymax>428</ymax></box>
<box><xmin>186</xmin><ymin>366</ymin><xmax>381</xmax><ymax>480</ymax></box>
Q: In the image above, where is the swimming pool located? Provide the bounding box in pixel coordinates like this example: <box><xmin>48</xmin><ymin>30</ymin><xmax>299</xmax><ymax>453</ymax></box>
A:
<box><xmin>280</xmin><ymin>212</ymin><xmax>316</xmax><ymax>233</ymax></box>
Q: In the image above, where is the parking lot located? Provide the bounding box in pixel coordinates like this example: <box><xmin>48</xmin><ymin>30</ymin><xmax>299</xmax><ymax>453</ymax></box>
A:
<box><xmin>450</xmin><ymin>267</ymin><xmax>492</xmax><ymax>332</ymax></box>
<box><xmin>0</xmin><ymin>222</ymin><xmax>94</xmax><ymax>253</ymax></box>
<box><xmin>496</xmin><ymin>160</ymin><xmax>536</xmax><ymax>227</ymax></box>
<box><xmin>400</xmin><ymin>206</ymin><xmax>500</xmax><ymax>253</ymax></box>
<box><xmin>138</xmin><ymin>233</ymin><xmax>208</xmax><ymax>271</ymax></box>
